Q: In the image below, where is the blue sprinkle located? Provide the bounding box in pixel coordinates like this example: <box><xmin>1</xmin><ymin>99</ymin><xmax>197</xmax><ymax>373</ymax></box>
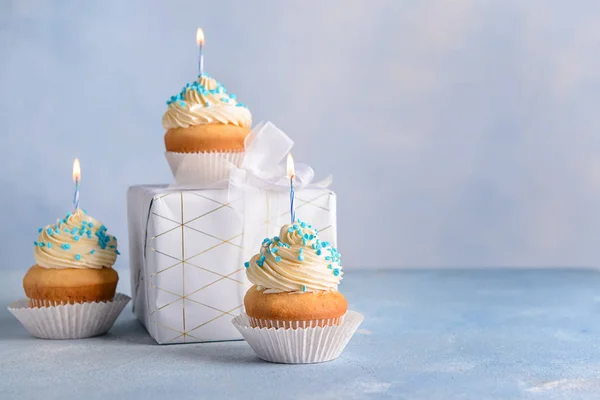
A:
<box><xmin>298</xmin><ymin>254</ymin><xmax>304</xmax><ymax>261</ymax></box>
<box><xmin>81</xmin><ymin>221</ymin><xmax>87</xmax><ymax>226</ymax></box>
<box><xmin>115</xmin><ymin>250</ymin><xmax>121</xmax><ymax>255</ymax></box>
<box><xmin>88</xmin><ymin>223</ymin><xmax>93</xmax><ymax>228</ymax></box>
<box><xmin>179</xmin><ymin>101</ymin><xmax>185</xmax><ymax>107</ymax></box>
<box><xmin>302</xmin><ymin>285</ymin><xmax>307</xmax><ymax>293</ymax></box>
<box><xmin>71</xmin><ymin>228</ymin><xmax>78</xmax><ymax>234</ymax></box>
<box><xmin>90</xmin><ymin>249</ymin><xmax>96</xmax><ymax>254</ymax></box>
<box><xmin>205</xmin><ymin>102</ymin><xmax>210</xmax><ymax>107</ymax></box>
<box><xmin>259</xmin><ymin>255</ymin><xmax>266</xmax><ymax>263</ymax></box>
<box><xmin>61</xmin><ymin>244</ymin><xmax>70</xmax><ymax>250</ymax></box>
<box><xmin>230</xmin><ymin>94</ymin><xmax>237</xmax><ymax>99</ymax></box>
<box><xmin>39</xmin><ymin>242</ymin><xmax>45</xmax><ymax>247</ymax></box>
<box><xmin>33</xmin><ymin>241</ymin><xmax>38</xmax><ymax>246</ymax></box>
<box><xmin>38</xmin><ymin>228</ymin><xmax>42</xmax><ymax>233</ymax></box>
<box><xmin>328</xmin><ymin>264</ymin><xmax>332</xmax><ymax>269</ymax></box>
<box><xmin>325</xmin><ymin>256</ymin><xmax>331</xmax><ymax>261</ymax></box>
<box><xmin>309</xmin><ymin>234</ymin><xmax>314</xmax><ymax>240</ymax></box>
<box><xmin>73</xmin><ymin>236</ymin><xmax>80</xmax><ymax>241</ymax></box>
<box><xmin>316</xmin><ymin>249</ymin><xmax>322</xmax><ymax>256</ymax></box>
<box><xmin>275</xmin><ymin>256</ymin><xmax>281</xmax><ymax>262</ymax></box>
<box><xmin>272</xmin><ymin>247</ymin><xmax>278</xmax><ymax>253</ymax></box>
<box><xmin>47</xmin><ymin>242</ymin><xmax>52</xmax><ymax>248</ymax></box>
<box><xmin>63</xmin><ymin>228</ymin><xmax>69</xmax><ymax>233</ymax></box>
<box><xmin>300</xmin><ymin>222</ymin><xmax>307</xmax><ymax>228</ymax></box>
<box><xmin>333</xmin><ymin>269</ymin><xmax>340</xmax><ymax>276</ymax></box>
<box><xmin>86</xmin><ymin>230</ymin><xmax>91</xmax><ymax>236</ymax></box>
<box><xmin>302</xmin><ymin>238</ymin><xmax>307</xmax><ymax>246</ymax></box>
<box><xmin>274</xmin><ymin>236</ymin><xmax>280</xmax><ymax>241</ymax></box>
<box><xmin>321</xmin><ymin>242</ymin><xmax>327</xmax><ymax>248</ymax></box>
<box><xmin>288</xmin><ymin>227</ymin><xmax>293</xmax><ymax>233</ymax></box>
<box><xmin>75</xmin><ymin>254</ymin><xmax>81</xmax><ymax>261</ymax></box>
<box><xmin>244</xmin><ymin>261</ymin><xmax>250</xmax><ymax>268</ymax></box>
<box><xmin>109</xmin><ymin>245</ymin><xmax>116</xmax><ymax>249</ymax></box>
<box><xmin>299</xmin><ymin>248</ymin><xmax>304</xmax><ymax>254</ymax></box>
<box><xmin>257</xmin><ymin>260</ymin><xmax>264</xmax><ymax>267</ymax></box>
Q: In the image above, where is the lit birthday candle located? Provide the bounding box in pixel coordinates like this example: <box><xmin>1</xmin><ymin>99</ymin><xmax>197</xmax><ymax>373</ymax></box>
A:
<box><xmin>72</xmin><ymin>158</ymin><xmax>81</xmax><ymax>211</ymax></box>
<box><xmin>196</xmin><ymin>27</ymin><xmax>205</xmax><ymax>77</ymax></box>
<box><xmin>287</xmin><ymin>153</ymin><xmax>296</xmax><ymax>223</ymax></box>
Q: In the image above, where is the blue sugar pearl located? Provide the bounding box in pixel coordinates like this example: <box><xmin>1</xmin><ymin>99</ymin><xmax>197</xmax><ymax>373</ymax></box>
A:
<box><xmin>244</xmin><ymin>262</ymin><xmax>250</xmax><ymax>268</ymax></box>
<box><xmin>90</xmin><ymin>249</ymin><xmax>96</xmax><ymax>254</ymax></box>
<box><xmin>75</xmin><ymin>254</ymin><xmax>81</xmax><ymax>261</ymax></box>
<box><xmin>321</xmin><ymin>242</ymin><xmax>327</xmax><ymax>248</ymax></box>
<box><xmin>328</xmin><ymin>264</ymin><xmax>333</xmax><ymax>269</ymax></box>
<box><xmin>33</xmin><ymin>241</ymin><xmax>39</xmax><ymax>246</ymax></box>
<box><xmin>272</xmin><ymin>247</ymin><xmax>278</xmax><ymax>253</ymax></box>
<box><xmin>275</xmin><ymin>256</ymin><xmax>281</xmax><ymax>262</ymax></box>
<box><xmin>47</xmin><ymin>242</ymin><xmax>52</xmax><ymax>248</ymax></box>
<box><xmin>81</xmin><ymin>221</ymin><xmax>87</xmax><ymax>226</ymax></box>
<box><xmin>299</xmin><ymin>248</ymin><xmax>304</xmax><ymax>254</ymax></box>
<box><xmin>86</xmin><ymin>230</ymin><xmax>91</xmax><ymax>235</ymax></box>
<box><xmin>88</xmin><ymin>223</ymin><xmax>93</xmax><ymax>228</ymax></box>
<box><xmin>71</xmin><ymin>228</ymin><xmax>78</xmax><ymax>234</ymax></box>
<box><xmin>316</xmin><ymin>249</ymin><xmax>322</xmax><ymax>256</ymax></box>
<box><xmin>302</xmin><ymin>285</ymin><xmax>307</xmax><ymax>293</ymax></box>
<box><xmin>302</xmin><ymin>238</ymin><xmax>307</xmax><ymax>246</ymax></box>
<box><xmin>304</xmin><ymin>233</ymin><xmax>309</xmax><ymax>239</ymax></box>
<box><xmin>325</xmin><ymin>256</ymin><xmax>331</xmax><ymax>260</ymax></box>
<box><xmin>274</xmin><ymin>236</ymin><xmax>280</xmax><ymax>241</ymax></box>
<box><xmin>333</xmin><ymin>269</ymin><xmax>340</xmax><ymax>276</ymax></box>
<box><xmin>115</xmin><ymin>250</ymin><xmax>121</xmax><ymax>255</ymax></box>
<box><xmin>257</xmin><ymin>260</ymin><xmax>263</xmax><ymax>267</ymax></box>
<box><xmin>73</xmin><ymin>236</ymin><xmax>80</xmax><ymax>241</ymax></box>
<box><xmin>38</xmin><ymin>228</ymin><xmax>42</xmax><ymax>233</ymax></box>
<box><xmin>259</xmin><ymin>255</ymin><xmax>266</xmax><ymax>263</ymax></box>
<box><xmin>62</xmin><ymin>244</ymin><xmax>70</xmax><ymax>250</ymax></box>
<box><xmin>300</xmin><ymin>222</ymin><xmax>307</xmax><ymax>228</ymax></box>
<box><xmin>309</xmin><ymin>234</ymin><xmax>314</xmax><ymax>240</ymax></box>
<box><xmin>179</xmin><ymin>101</ymin><xmax>185</xmax><ymax>107</ymax></box>
<box><xmin>39</xmin><ymin>242</ymin><xmax>45</xmax><ymax>247</ymax></box>
<box><xmin>288</xmin><ymin>227</ymin><xmax>293</xmax><ymax>233</ymax></box>
<box><xmin>298</xmin><ymin>254</ymin><xmax>304</xmax><ymax>261</ymax></box>
<box><xmin>230</xmin><ymin>94</ymin><xmax>237</xmax><ymax>99</ymax></box>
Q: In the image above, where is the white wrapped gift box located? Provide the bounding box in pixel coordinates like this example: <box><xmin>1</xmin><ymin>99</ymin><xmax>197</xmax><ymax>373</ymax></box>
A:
<box><xmin>127</xmin><ymin>184</ymin><xmax>337</xmax><ymax>344</ymax></box>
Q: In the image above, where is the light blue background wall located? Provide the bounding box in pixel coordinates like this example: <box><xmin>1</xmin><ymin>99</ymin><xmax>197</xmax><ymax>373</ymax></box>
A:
<box><xmin>1</xmin><ymin>0</ymin><xmax>600</xmax><ymax>269</ymax></box>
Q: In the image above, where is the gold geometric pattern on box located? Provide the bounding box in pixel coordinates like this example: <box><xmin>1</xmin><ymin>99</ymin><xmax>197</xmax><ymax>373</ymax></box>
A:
<box><xmin>144</xmin><ymin>188</ymin><xmax>336</xmax><ymax>344</ymax></box>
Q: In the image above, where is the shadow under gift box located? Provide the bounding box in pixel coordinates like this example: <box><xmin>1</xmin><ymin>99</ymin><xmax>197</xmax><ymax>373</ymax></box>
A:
<box><xmin>127</xmin><ymin>185</ymin><xmax>337</xmax><ymax>344</ymax></box>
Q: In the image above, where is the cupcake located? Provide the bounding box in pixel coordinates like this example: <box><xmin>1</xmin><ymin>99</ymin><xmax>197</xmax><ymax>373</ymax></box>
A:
<box><xmin>9</xmin><ymin>209</ymin><xmax>129</xmax><ymax>339</ymax></box>
<box><xmin>244</xmin><ymin>221</ymin><xmax>347</xmax><ymax>328</ymax></box>
<box><xmin>162</xmin><ymin>75</ymin><xmax>252</xmax><ymax>184</ymax></box>
<box><xmin>232</xmin><ymin>220</ymin><xmax>363</xmax><ymax>364</ymax></box>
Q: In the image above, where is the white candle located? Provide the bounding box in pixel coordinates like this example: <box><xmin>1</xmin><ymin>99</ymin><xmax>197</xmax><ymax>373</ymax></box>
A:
<box><xmin>196</xmin><ymin>28</ymin><xmax>205</xmax><ymax>77</ymax></box>
<box><xmin>287</xmin><ymin>153</ymin><xmax>296</xmax><ymax>223</ymax></box>
<box><xmin>72</xmin><ymin>158</ymin><xmax>81</xmax><ymax>211</ymax></box>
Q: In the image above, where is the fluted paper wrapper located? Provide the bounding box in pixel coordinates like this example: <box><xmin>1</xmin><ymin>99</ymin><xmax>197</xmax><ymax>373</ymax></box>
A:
<box><xmin>8</xmin><ymin>293</ymin><xmax>130</xmax><ymax>340</ymax></box>
<box><xmin>165</xmin><ymin>151</ymin><xmax>245</xmax><ymax>187</ymax></box>
<box><xmin>232</xmin><ymin>310</ymin><xmax>363</xmax><ymax>364</ymax></box>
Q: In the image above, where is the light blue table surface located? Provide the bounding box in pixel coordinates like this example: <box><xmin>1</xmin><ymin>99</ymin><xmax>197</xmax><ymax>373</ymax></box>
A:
<box><xmin>1</xmin><ymin>268</ymin><xmax>600</xmax><ymax>400</ymax></box>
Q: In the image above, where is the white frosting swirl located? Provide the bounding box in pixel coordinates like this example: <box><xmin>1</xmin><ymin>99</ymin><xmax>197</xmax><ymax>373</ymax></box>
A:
<box><xmin>34</xmin><ymin>209</ymin><xmax>119</xmax><ymax>270</ymax></box>
<box><xmin>162</xmin><ymin>75</ymin><xmax>252</xmax><ymax>129</ymax></box>
<box><xmin>245</xmin><ymin>221</ymin><xmax>343</xmax><ymax>294</ymax></box>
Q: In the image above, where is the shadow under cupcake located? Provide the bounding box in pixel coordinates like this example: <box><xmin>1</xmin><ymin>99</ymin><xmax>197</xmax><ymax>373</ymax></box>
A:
<box><xmin>8</xmin><ymin>209</ymin><xmax>130</xmax><ymax>339</ymax></box>
<box><xmin>232</xmin><ymin>220</ymin><xmax>363</xmax><ymax>364</ymax></box>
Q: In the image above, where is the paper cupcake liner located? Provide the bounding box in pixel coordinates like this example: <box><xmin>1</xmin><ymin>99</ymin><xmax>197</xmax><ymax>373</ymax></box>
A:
<box><xmin>8</xmin><ymin>293</ymin><xmax>130</xmax><ymax>340</ymax></box>
<box><xmin>248</xmin><ymin>315</ymin><xmax>344</xmax><ymax>329</ymax></box>
<box><xmin>165</xmin><ymin>151</ymin><xmax>245</xmax><ymax>187</ymax></box>
<box><xmin>232</xmin><ymin>310</ymin><xmax>363</xmax><ymax>364</ymax></box>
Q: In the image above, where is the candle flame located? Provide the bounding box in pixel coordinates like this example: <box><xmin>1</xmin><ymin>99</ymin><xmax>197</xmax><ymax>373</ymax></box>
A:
<box><xmin>196</xmin><ymin>28</ymin><xmax>205</xmax><ymax>46</ymax></box>
<box><xmin>287</xmin><ymin>153</ymin><xmax>295</xmax><ymax>179</ymax></box>
<box><xmin>73</xmin><ymin>158</ymin><xmax>81</xmax><ymax>182</ymax></box>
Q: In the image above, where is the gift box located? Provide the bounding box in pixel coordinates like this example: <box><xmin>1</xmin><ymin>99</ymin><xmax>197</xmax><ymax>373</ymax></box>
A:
<box><xmin>127</xmin><ymin>184</ymin><xmax>337</xmax><ymax>344</ymax></box>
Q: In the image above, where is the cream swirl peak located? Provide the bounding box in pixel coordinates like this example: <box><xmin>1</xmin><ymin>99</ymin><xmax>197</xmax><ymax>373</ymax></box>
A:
<box><xmin>245</xmin><ymin>220</ymin><xmax>343</xmax><ymax>294</ymax></box>
<box><xmin>162</xmin><ymin>75</ymin><xmax>252</xmax><ymax>129</ymax></box>
<box><xmin>33</xmin><ymin>209</ymin><xmax>119</xmax><ymax>270</ymax></box>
